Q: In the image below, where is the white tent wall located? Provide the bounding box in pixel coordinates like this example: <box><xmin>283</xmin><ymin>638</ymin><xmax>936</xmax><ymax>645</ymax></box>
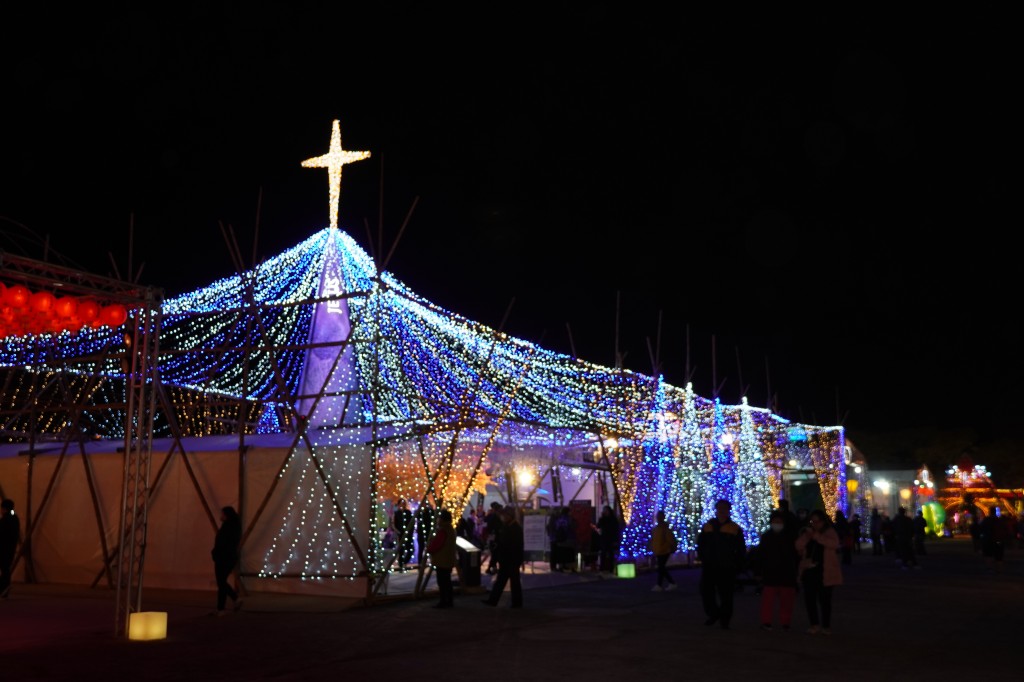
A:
<box><xmin>0</xmin><ymin>443</ymin><xmax>374</xmax><ymax>600</ymax></box>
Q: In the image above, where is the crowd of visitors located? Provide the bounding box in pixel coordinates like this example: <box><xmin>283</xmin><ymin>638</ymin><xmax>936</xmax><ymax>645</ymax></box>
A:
<box><xmin>391</xmin><ymin>493</ymin><xmax>1022</xmax><ymax>634</ymax></box>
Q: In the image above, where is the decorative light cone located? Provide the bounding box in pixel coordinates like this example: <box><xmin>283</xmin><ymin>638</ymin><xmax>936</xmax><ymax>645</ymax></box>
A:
<box><xmin>128</xmin><ymin>611</ymin><xmax>168</xmax><ymax>641</ymax></box>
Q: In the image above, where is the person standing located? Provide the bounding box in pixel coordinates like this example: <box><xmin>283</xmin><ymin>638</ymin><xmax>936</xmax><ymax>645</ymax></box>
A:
<box><xmin>912</xmin><ymin>509</ymin><xmax>928</xmax><ymax>556</ymax></box>
<box><xmin>0</xmin><ymin>499</ymin><xmax>20</xmax><ymax>599</ymax></box>
<box><xmin>650</xmin><ymin>510</ymin><xmax>678</xmax><ymax>591</ymax></box>
<box><xmin>596</xmin><ymin>505</ymin><xmax>621</xmax><ymax>574</ymax></box>
<box><xmin>834</xmin><ymin>509</ymin><xmax>853</xmax><ymax>566</ymax></box>
<box><xmin>869</xmin><ymin>508</ymin><xmax>883</xmax><ymax>555</ymax></box>
<box><xmin>211</xmin><ymin>506</ymin><xmax>243</xmax><ymax>616</ymax></box>
<box><xmin>427</xmin><ymin>509</ymin><xmax>457</xmax><ymax>608</ymax></box>
<box><xmin>393</xmin><ymin>498</ymin><xmax>413</xmax><ymax>571</ymax></box>
<box><xmin>481</xmin><ymin>506</ymin><xmax>524</xmax><ymax>608</ymax></box>
<box><xmin>777</xmin><ymin>498</ymin><xmax>800</xmax><ymax>537</ymax></box>
<box><xmin>697</xmin><ymin>499</ymin><xmax>746</xmax><ymax>629</ymax></box>
<box><xmin>553</xmin><ymin>506</ymin><xmax>576</xmax><ymax>572</ymax></box>
<box><xmin>753</xmin><ymin>509</ymin><xmax>800</xmax><ymax>630</ymax></box>
<box><xmin>892</xmin><ymin>506</ymin><xmax>917</xmax><ymax>569</ymax></box>
<box><xmin>546</xmin><ymin>506</ymin><xmax>562</xmax><ymax>572</ymax></box>
<box><xmin>415</xmin><ymin>500</ymin><xmax>435</xmax><ymax>568</ymax></box>
<box><xmin>850</xmin><ymin>513</ymin><xmax>863</xmax><ymax>554</ymax></box>
<box><xmin>796</xmin><ymin>509</ymin><xmax>842</xmax><ymax>635</ymax></box>
<box><xmin>979</xmin><ymin>506</ymin><xmax>1009</xmax><ymax>573</ymax></box>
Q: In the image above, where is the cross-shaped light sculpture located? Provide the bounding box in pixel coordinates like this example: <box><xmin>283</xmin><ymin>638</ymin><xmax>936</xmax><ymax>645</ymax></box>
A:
<box><xmin>301</xmin><ymin>120</ymin><xmax>371</xmax><ymax>229</ymax></box>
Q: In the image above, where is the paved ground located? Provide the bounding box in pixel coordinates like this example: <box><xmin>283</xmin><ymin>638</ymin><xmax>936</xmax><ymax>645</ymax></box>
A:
<box><xmin>2</xmin><ymin>536</ymin><xmax>1022</xmax><ymax>680</ymax></box>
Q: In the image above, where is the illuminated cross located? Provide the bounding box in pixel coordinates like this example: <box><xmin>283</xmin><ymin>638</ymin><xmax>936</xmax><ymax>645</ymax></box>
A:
<box><xmin>301</xmin><ymin>120</ymin><xmax>371</xmax><ymax>229</ymax></box>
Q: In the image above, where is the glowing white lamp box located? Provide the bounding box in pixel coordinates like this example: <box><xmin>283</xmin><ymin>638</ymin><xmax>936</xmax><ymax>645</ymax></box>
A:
<box><xmin>128</xmin><ymin>611</ymin><xmax>168</xmax><ymax>641</ymax></box>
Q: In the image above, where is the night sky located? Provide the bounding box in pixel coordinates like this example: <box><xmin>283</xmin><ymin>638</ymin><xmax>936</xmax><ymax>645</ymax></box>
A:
<box><xmin>0</xmin><ymin>8</ymin><xmax>1016</xmax><ymax>445</ymax></box>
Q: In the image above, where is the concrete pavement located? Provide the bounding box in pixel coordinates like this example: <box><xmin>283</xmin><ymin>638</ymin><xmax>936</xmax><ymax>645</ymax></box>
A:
<box><xmin>2</xmin><ymin>536</ymin><xmax>1021</xmax><ymax>680</ymax></box>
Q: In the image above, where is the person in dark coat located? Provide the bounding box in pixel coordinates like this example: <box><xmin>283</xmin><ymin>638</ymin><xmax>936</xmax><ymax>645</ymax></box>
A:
<box><xmin>415</xmin><ymin>500</ymin><xmax>434</xmax><ymax>567</ymax></box>
<box><xmin>481</xmin><ymin>506</ymin><xmax>523</xmax><ymax>608</ymax></box>
<box><xmin>595</xmin><ymin>505</ymin><xmax>621</xmax><ymax>574</ymax></box>
<box><xmin>869</xmin><ymin>508</ymin><xmax>883</xmax><ymax>555</ymax></box>
<box><xmin>912</xmin><ymin>509</ymin><xmax>928</xmax><ymax>556</ymax></box>
<box><xmin>483</xmin><ymin>501</ymin><xmax>503</xmax><ymax>575</ymax></box>
<box><xmin>892</xmin><ymin>506</ymin><xmax>917</xmax><ymax>569</ymax></box>
<box><xmin>834</xmin><ymin>509</ymin><xmax>853</xmax><ymax>566</ymax></box>
<box><xmin>777</xmin><ymin>498</ymin><xmax>801</xmax><ymax>537</ymax></box>
<box><xmin>427</xmin><ymin>509</ymin><xmax>457</xmax><ymax>608</ymax></box>
<box><xmin>211</xmin><ymin>505</ymin><xmax>242</xmax><ymax>615</ymax></box>
<box><xmin>850</xmin><ymin>513</ymin><xmax>863</xmax><ymax>554</ymax></box>
<box><xmin>697</xmin><ymin>499</ymin><xmax>746</xmax><ymax>629</ymax></box>
<box><xmin>0</xmin><ymin>499</ymin><xmax>20</xmax><ymax>599</ymax></box>
<box><xmin>753</xmin><ymin>509</ymin><xmax>800</xmax><ymax>630</ymax></box>
<box><xmin>392</xmin><ymin>498</ymin><xmax>414</xmax><ymax>571</ymax></box>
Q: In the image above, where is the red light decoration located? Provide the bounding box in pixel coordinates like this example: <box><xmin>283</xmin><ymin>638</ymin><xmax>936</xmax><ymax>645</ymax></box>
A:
<box><xmin>77</xmin><ymin>298</ymin><xmax>100</xmax><ymax>323</ymax></box>
<box><xmin>101</xmin><ymin>304</ymin><xmax>128</xmax><ymax>328</ymax></box>
<box><xmin>31</xmin><ymin>290</ymin><xmax>56</xmax><ymax>313</ymax></box>
<box><xmin>54</xmin><ymin>296</ymin><xmax>78</xmax><ymax>318</ymax></box>
<box><xmin>0</xmin><ymin>285</ymin><xmax>131</xmax><ymax>339</ymax></box>
<box><xmin>6</xmin><ymin>285</ymin><xmax>30</xmax><ymax>308</ymax></box>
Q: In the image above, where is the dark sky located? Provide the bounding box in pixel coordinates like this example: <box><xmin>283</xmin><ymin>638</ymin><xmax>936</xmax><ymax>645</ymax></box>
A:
<box><xmin>0</xmin><ymin>8</ymin><xmax>1016</xmax><ymax>440</ymax></box>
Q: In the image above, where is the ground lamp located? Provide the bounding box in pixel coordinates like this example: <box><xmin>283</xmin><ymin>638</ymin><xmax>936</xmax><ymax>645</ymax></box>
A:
<box><xmin>616</xmin><ymin>563</ymin><xmax>636</xmax><ymax>578</ymax></box>
<box><xmin>128</xmin><ymin>612</ymin><xmax>168</xmax><ymax>641</ymax></box>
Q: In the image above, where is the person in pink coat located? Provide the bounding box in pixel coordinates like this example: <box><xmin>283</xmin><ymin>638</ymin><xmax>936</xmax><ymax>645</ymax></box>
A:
<box><xmin>795</xmin><ymin>508</ymin><xmax>843</xmax><ymax>635</ymax></box>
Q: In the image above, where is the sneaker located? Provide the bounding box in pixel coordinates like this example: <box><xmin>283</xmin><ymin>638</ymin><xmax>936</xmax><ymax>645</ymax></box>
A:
<box><xmin>665</xmin><ymin>583</ymin><xmax>678</xmax><ymax>591</ymax></box>
<box><xmin>215</xmin><ymin>610</ymin><xmax>227</xmax><ymax>617</ymax></box>
<box><xmin>760</xmin><ymin>624</ymin><xmax>773</xmax><ymax>631</ymax></box>
<box><xmin>651</xmin><ymin>585</ymin><xmax>663</xmax><ymax>592</ymax></box>
<box><xmin>807</xmin><ymin>625</ymin><xmax>820</xmax><ymax>635</ymax></box>
<box><xmin>704</xmin><ymin>617</ymin><xmax>719</xmax><ymax>626</ymax></box>
<box><xmin>233</xmin><ymin>598</ymin><xmax>244</xmax><ymax>613</ymax></box>
<box><xmin>821</xmin><ymin>628</ymin><xmax>832</xmax><ymax>636</ymax></box>
<box><xmin>0</xmin><ymin>586</ymin><xmax>9</xmax><ymax>599</ymax></box>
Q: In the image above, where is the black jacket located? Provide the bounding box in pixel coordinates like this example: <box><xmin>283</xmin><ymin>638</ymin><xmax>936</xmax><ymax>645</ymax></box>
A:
<box><xmin>697</xmin><ymin>517</ymin><xmax>746</xmax><ymax>573</ymax></box>
<box><xmin>212</xmin><ymin>516</ymin><xmax>242</xmax><ymax>564</ymax></box>
<box><xmin>753</xmin><ymin>529</ymin><xmax>799</xmax><ymax>587</ymax></box>
<box><xmin>0</xmin><ymin>513</ymin><xmax>19</xmax><ymax>558</ymax></box>
<box><xmin>495</xmin><ymin>521</ymin><xmax>524</xmax><ymax>566</ymax></box>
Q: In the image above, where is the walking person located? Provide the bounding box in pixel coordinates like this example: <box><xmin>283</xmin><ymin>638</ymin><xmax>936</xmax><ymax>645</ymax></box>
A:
<box><xmin>482</xmin><ymin>501</ymin><xmax>503</xmax><ymax>575</ymax></box>
<box><xmin>0</xmin><ymin>499</ymin><xmax>20</xmax><ymax>599</ymax></box>
<box><xmin>697</xmin><ymin>499</ymin><xmax>746</xmax><ymax>629</ymax></box>
<box><xmin>650</xmin><ymin>510</ymin><xmax>678</xmax><ymax>591</ymax></box>
<box><xmin>753</xmin><ymin>509</ymin><xmax>800</xmax><ymax>631</ymax></box>
<box><xmin>796</xmin><ymin>509</ymin><xmax>842</xmax><ymax>635</ymax></box>
<box><xmin>211</xmin><ymin>506</ymin><xmax>243</xmax><ymax>616</ymax></box>
<box><xmin>481</xmin><ymin>506</ymin><xmax>523</xmax><ymax>608</ymax></box>
<box><xmin>426</xmin><ymin>509</ymin><xmax>457</xmax><ymax>608</ymax></box>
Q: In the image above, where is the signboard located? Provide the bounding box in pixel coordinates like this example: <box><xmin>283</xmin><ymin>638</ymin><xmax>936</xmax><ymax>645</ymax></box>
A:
<box><xmin>523</xmin><ymin>512</ymin><xmax>548</xmax><ymax>559</ymax></box>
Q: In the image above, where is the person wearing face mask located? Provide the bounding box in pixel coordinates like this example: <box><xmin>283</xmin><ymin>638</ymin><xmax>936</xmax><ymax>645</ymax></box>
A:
<box><xmin>752</xmin><ymin>509</ymin><xmax>800</xmax><ymax>631</ymax></box>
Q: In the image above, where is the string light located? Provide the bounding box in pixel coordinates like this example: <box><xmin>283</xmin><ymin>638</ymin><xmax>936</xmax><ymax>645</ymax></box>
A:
<box><xmin>0</xmin><ymin>121</ymin><xmax>849</xmax><ymax>575</ymax></box>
